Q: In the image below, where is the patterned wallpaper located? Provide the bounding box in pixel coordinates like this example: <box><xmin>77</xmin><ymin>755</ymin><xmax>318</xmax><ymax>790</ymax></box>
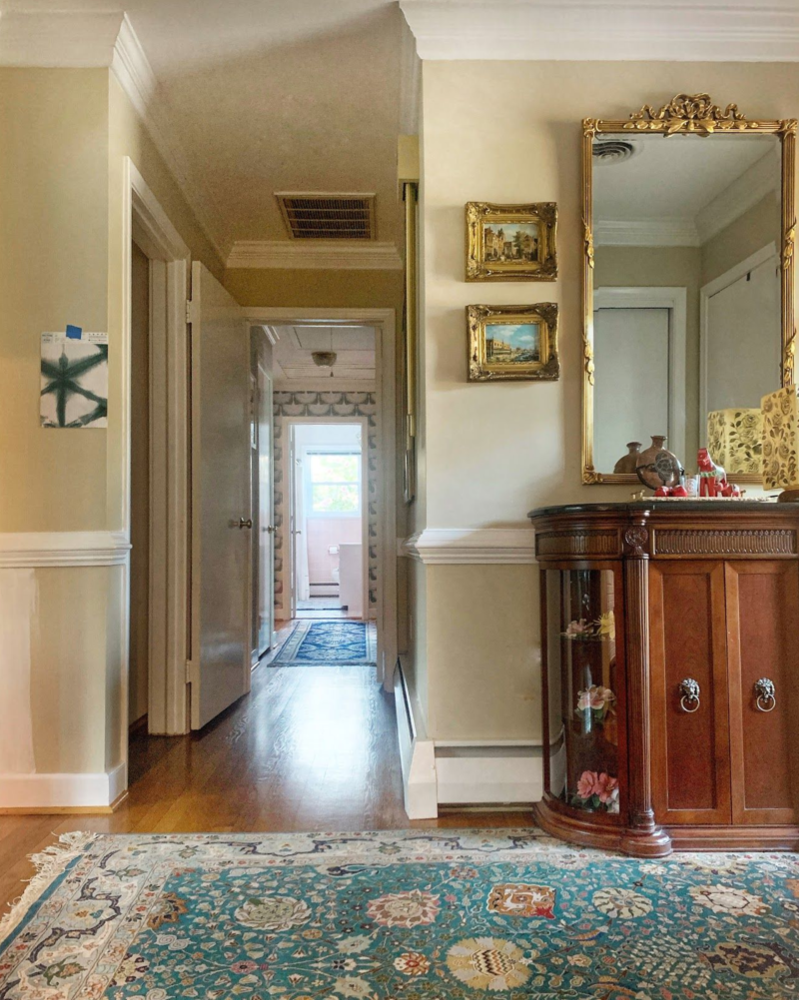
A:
<box><xmin>273</xmin><ymin>391</ymin><xmax>378</xmax><ymax>617</ymax></box>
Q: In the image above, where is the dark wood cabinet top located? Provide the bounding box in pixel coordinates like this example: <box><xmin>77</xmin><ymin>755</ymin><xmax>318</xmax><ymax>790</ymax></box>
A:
<box><xmin>529</xmin><ymin>501</ymin><xmax>799</xmax><ymax>562</ymax></box>
<box><xmin>529</xmin><ymin>500</ymin><xmax>798</xmax><ymax>520</ymax></box>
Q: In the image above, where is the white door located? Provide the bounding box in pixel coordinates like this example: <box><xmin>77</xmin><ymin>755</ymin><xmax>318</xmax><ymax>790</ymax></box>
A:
<box><xmin>257</xmin><ymin>364</ymin><xmax>275</xmax><ymax>654</ymax></box>
<box><xmin>294</xmin><ymin>445</ymin><xmax>310</xmax><ymax>603</ymax></box>
<box><xmin>704</xmin><ymin>254</ymin><xmax>781</xmax><ymax>416</ymax></box>
<box><xmin>287</xmin><ymin>425</ymin><xmax>298</xmax><ymax>619</ymax></box>
<box><xmin>189</xmin><ymin>261</ymin><xmax>252</xmax><ymax>730</ymax></box>
<box><xmin>593</xmin><ymin>307</ymin><xmax>670</xmax><ymax>472</ymax></box>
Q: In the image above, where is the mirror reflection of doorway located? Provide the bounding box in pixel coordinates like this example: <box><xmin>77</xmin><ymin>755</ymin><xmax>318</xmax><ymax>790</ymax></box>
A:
<box><xmin>289</xmin><ymin>422</ymin><xmax>368</xmax><ymax>621</ymax></box>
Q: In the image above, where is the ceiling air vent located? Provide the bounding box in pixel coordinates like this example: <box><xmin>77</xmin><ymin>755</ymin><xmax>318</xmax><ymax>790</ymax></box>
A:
<box><xmin>276</xmin><ymin>192</ymin><xmax>376</xmax><ymax>240</ymax></box>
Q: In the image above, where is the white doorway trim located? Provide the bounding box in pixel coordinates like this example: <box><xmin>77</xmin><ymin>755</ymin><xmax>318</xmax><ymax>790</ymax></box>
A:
<box><xmin>122</xmin><ymin>157</ymin><xmax>191</xmax><ymax>738</ymax></box>
<box><xmin>699</xmin><ymin>242</ymin><xmax>778</xmax><ymax>437</ymax></box>
<box><xmin>286</xmin><ymin>417</ymin><xmax>370</xmax><ymax>622</ymax></box>
<box><xmin>244</xmin><ymin>307</ymin><xmax>397</xmax><ymax>690</ymax></box>
<box><xmin>594</xmin><ymin>286</ymin><xmax>687</xmax><ymax>464</ymax></box>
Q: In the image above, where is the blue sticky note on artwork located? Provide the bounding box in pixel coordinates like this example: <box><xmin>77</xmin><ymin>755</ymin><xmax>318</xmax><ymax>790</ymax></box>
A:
<box><xmin>66</xmin><ymin>325</ymin><xmax>82</xmax><ymax>339</ymax></box>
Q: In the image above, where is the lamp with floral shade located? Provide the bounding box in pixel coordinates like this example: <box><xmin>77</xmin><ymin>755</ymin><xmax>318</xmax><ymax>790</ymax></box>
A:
<box><xmin>706</xmin><ymin>408</ymin><xmax>762</xmax><ymax>475</ymax></box>
<box><xmin>762</xmin><ymin>386</ymin><xmax>799</xmax><ymax>501</ymax></box>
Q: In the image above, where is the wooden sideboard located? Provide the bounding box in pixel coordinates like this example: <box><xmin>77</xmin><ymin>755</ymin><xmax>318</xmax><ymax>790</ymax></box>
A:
<box><xmin>528</xmin><ymin>501</ymin><xmax>799</xmax><ymax>857</ymax></box>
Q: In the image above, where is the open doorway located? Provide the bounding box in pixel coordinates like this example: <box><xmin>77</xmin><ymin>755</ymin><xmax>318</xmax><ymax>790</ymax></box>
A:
<box><xmin>248</xmin><ymin>313</ymin><xmax>395</xmax><ymax>681</ymax></box>
<box><xmin>289</xmin><ymin>422</ymin><xmax>368</xmax><ymax>621</ymax></box>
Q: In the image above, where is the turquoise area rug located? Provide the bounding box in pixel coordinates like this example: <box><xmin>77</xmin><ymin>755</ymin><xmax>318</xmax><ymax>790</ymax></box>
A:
<box><xmin>271</xmin><ymin>620</ymin><xmax>376</xmax><ymax>666</ymax></box>
<box><xmin>1</xmin><ymin>830</ymin><xmax>798</xmax><ymax>998</ymax></box>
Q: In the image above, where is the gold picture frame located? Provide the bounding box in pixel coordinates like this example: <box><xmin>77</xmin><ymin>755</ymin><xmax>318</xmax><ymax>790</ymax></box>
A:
<box><xmin>468</xmin><ymin>303</ymin><xmax>559</xmax><ymax>382</ymax></box>
<box><xmin>466</xmin><ymin>202</ymin><xmax>558</xmax><ymax>281</ymax></box>
<box><xmin>581</xmin><ymin>93</ymin><xmax>797</xmax><ymax>485</ymax></box>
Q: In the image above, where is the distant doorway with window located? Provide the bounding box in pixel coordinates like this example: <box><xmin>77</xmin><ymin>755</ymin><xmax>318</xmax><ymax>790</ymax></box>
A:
<box><xmin>288</xmin><ymin>422</ymin><xmax>368</xmax><ymax>621</ymax></box>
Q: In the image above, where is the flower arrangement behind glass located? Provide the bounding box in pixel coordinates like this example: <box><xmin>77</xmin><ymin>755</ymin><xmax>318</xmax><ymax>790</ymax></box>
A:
<box><xmin>576</xmin><ymin>684</ymin><xmax>615</xmax><ymax>723</ymax></box>
<box><xmin>562</xmin><ymin>610</ymin><xmax>615</xmax><ymax>642</ymax></box>
<box><xmin>573</xmin><ymin>770</ymin><xmax>619</xmax><ymax>813</ymax></box>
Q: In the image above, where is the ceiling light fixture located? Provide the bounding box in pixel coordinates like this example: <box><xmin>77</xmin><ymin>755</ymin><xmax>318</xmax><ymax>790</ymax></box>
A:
<box><xmin>311</xmin><ymin>351</ymin><xmax>337</xmax><ymax>369</ymax></box>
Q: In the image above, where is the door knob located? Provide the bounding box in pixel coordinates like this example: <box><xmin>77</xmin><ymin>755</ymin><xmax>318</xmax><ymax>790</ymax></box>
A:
<box><xmin>754</xmin><ymin>678</ymin><xmax>776</xmax><ymax>713</ymax></box>
<box><xmin>237</xmin><ymin>517</ymin><xmax>253</xmax><ymax>529</ymax></box>
<box><xmin>679</xmin><ymin>678</ymin><xmax>700</xmax><ymax>713</ymax></box>
<box><xmin>262</xmin><ymin>525</ymin><xmax>276</xmax><ymax>534</ymax></box>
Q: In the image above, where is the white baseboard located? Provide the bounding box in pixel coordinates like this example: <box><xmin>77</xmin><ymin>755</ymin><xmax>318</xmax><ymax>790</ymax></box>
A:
<box><xmin>0</xmin><ymin>762</ymin><xmax>127</xmax><ymax>811</ymax></box>
<box><xmin>394</xmin><ymin>659</ymin><xmax>437</xmax><ymax>819</ymax></box>
<box><xmin>435</xmin><ymin>746</ymin><xmax>543</xmax><ymax>805</ymax></box>
<box><xmin>394</xmin><ymin>660</ymin><xmax>543</xmax><ymax>817</ymax></box>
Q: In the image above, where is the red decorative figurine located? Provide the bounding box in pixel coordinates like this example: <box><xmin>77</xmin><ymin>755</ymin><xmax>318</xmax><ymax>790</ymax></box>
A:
<box><xmin>697</xmin><ymin>447</ymin><xmax>740</xmax><ymax>498</ymax></box>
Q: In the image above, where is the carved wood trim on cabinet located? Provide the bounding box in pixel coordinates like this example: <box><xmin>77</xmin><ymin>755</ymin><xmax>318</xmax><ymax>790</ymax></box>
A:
<box><xmin>535</xmin><ymin>529</ymin><xmax>620</xmax><ymax>559</ymax></box>
<box><xmin>651</xmin><ymin>528</ymin><xmax>797</xmax><ymax>558</ymax></box>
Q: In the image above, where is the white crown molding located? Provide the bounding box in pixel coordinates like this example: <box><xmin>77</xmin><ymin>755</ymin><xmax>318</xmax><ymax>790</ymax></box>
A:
<box><xmin>0</xmin><ymin>10</ymin><xmax>124</xmax><ymax>66</ymax></box>
<box><xmin>595</xmin><ymin>219</ymin><xmax>700</xmax><ymax>247</ymax></box>
<box><xmin>0</xmin><ymin>10</ymin><xmax>228</xmax><ymax>263</ymax></box>
<box><xmin>696</xmin><ymin>147</ymin><xmax>780</xmax><ymax>244</ymax></box>
<box><xmin>400</xmin><ymin>1</ymin><xmax>799</xmax><ymax>62</ymax></box>
<box><xmin>227</xmin><ymin>241</ymin><xmax>403</xmax><ymax>271</ymax></box>
<box><xmin>403</xmin><ymin>528</ymin><xmax>537</xmax><ymax>564</ymax></box>
<box><xmin>0</xmin><ymin>531</ymin><xmax>131</xmax><ymax>568</ymax></box>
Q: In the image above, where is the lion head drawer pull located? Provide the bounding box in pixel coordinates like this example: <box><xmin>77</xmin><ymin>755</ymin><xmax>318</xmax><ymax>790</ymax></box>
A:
<box><xmin>754</xmin><ymin>678</ymin><xmax>777</xmax><ymax>713</ymax></box>
<box><xmin>679</xmin><ymin>678</ymin><xmax>700</xmax><ymax>713</ymax></box>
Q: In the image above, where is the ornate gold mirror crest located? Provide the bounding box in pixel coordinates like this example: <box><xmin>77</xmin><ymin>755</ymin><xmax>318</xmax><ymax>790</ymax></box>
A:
<box><xmin>582</xmin><ymin>94</ymin><xmax>797</xmax><ymax>485</ymax></box>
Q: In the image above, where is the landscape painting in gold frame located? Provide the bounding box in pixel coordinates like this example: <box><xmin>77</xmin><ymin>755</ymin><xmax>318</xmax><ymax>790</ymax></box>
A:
<box><xmin>466</xmin><ymin>202</ymin><xmax>558</xmax><ymax>281</ymax></box>
<box><xmin>468</xmin><ymin>303</ymin><xmax>559</xmax><ymax>382</ymax></box>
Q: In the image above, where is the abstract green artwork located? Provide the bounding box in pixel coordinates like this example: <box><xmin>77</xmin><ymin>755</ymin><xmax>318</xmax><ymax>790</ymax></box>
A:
<box><xmin>40</xmin><ymin>332</ymin><xmax>108</xmax><ymax>428</ymax></box>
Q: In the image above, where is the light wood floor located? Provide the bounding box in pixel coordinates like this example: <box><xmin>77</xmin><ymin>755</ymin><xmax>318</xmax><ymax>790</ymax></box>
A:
<box><xmin>0</xmin><ymin>662</ymin><xmax>534</xmax><ymax>912</ymax></box>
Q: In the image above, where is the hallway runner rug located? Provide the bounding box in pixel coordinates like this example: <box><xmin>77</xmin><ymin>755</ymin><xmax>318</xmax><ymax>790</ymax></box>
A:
<box><xmin>270</xmin><ymin>620</ymin><xmax>377</xmax><ymax>666</ymax></box>
<box><xmin>2</xmin><ymin>831</ymin><xmax>799</xmax><ymax>999</ymax></box>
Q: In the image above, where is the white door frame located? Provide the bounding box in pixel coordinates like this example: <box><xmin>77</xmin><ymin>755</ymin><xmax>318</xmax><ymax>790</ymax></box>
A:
<box><xmin>287</xmin><ymin>417</ymin><xmax>370</xmax><ymax>621</ymax></box>
<box><xmin>594</xmin><ymin>286</ymin><xmax>688</xmax><ymax>463</ymax></box>
<box><xmin>122</xmin><ymin>157</ymin><xmax>191</xmax><ymax>737</ymax></box>
<box><xmin>253</xmin><ymin>354</ymin><xmax>275</xmax><ymax>659</ymax></box>
<box><xmin>699</xmin><ymin>242</ymin><xmax>778</xmax><ymax>439</ymax></box>
<box><xmin>245</xmin><ymin>307</ymin><xmax>397</xmax><ymax>689</ymax></box>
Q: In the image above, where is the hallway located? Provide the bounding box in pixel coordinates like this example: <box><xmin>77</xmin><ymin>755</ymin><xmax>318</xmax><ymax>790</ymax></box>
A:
<box><xmin>0</xmin><ymin>664</ymin><xmax>533</xmax><ymax>913</ymax></box>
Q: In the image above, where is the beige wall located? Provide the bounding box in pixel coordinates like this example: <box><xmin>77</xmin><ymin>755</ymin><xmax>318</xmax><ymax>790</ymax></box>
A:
<box><xmin>224</xmin><ymin>268</ymin><xmax>404</xmax><ymax>311</ymax></box>
<box><xmin>0</xmin><ymin>68</ymin><xmax>109</xmax><ymax>534</ymax></box>
<box><xmin>701</xmin><ymin>191</ymin><xmax>780</xmax><ymax>286</ymax></box>
<box><xmin>414</xmin><ymin>60</ymin><xmax>799</xmax><ymax>741</ymax></box>
<box><xmin>0</xmin><ymin>68</ymin><xmax>229</xmax><ymax>785</ymax></box>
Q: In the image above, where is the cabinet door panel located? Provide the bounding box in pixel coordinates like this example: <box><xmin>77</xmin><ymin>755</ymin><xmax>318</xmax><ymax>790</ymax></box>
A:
<box><xmin>726</xmin><ymin>561</ymin><xmax>799</xmax><ymax>825</ymax></box>
<box><xmin>650</xmin><ymin>562</ymin><xmax>731</xmax><ymax>824</ymax></box>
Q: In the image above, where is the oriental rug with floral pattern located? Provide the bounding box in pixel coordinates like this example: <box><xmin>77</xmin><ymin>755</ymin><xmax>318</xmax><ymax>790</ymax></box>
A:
<box><xmin>1</xmin><ymin>830</ymin><xmax>798</xmax><ymax>999</ymax></box>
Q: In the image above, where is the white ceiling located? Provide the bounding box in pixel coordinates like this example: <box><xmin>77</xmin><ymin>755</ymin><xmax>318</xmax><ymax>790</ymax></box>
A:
<box><xmin>594</xmin><ymin>135</ymin><xmax>778</xmax><ymax>220</ymax></box>
<box><xmin>0</xmin><ymin>0</ymin><xmax>410</xmax><ymax>258</ymax></box>
<box><xmin>594</xmin><ymin>134</ymin><xmax>781</xmax><ymax>246</ymax></box>
<box><xmin>271</xmin><ymin>325</ymin><xmax>376</xmax><ymax>383</ymax></box>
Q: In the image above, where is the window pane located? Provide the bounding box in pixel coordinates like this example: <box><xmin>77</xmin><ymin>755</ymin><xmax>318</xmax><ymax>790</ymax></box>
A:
<box><xmin>312</xmin><ymin>484</ymin><xmax>359</xmax><ymax>513</ymax></box>
<box><xmin>310</xmin><ymin>454</ymin><xmax>359</xmax><ymax>483</ymax></box>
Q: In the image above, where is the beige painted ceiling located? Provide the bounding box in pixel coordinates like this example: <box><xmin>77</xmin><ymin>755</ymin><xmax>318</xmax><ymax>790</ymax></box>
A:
<box><xmin>8</xmin><ymin>0</ymin><xmax>408</xmax><ymax>256</ymax></box>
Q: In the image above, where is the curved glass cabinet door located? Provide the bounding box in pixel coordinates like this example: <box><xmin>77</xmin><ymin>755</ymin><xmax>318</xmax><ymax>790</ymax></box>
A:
<box><xmin>544</xmin><ymin>568</ymin><xmax>621</xmax><ymax>816</ymax></box>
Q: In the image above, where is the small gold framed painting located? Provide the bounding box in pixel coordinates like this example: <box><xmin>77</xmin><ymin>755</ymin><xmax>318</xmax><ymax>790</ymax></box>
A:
<box><xmin>466</xmin><ymin>202</ymin><xmax>558</xmax><ymax>281</ymax></box>
<box><xmin>467</xmin><ymin>303</ymin><xmax>559</xmax><ymax>382</ymax></box>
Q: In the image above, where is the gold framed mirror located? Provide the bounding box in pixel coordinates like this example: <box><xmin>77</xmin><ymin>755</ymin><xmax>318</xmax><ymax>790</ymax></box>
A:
<box><xmin>582</xmin><ymin>94</ymin><xmax>796</xmax><ymax>485</ymax></box>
